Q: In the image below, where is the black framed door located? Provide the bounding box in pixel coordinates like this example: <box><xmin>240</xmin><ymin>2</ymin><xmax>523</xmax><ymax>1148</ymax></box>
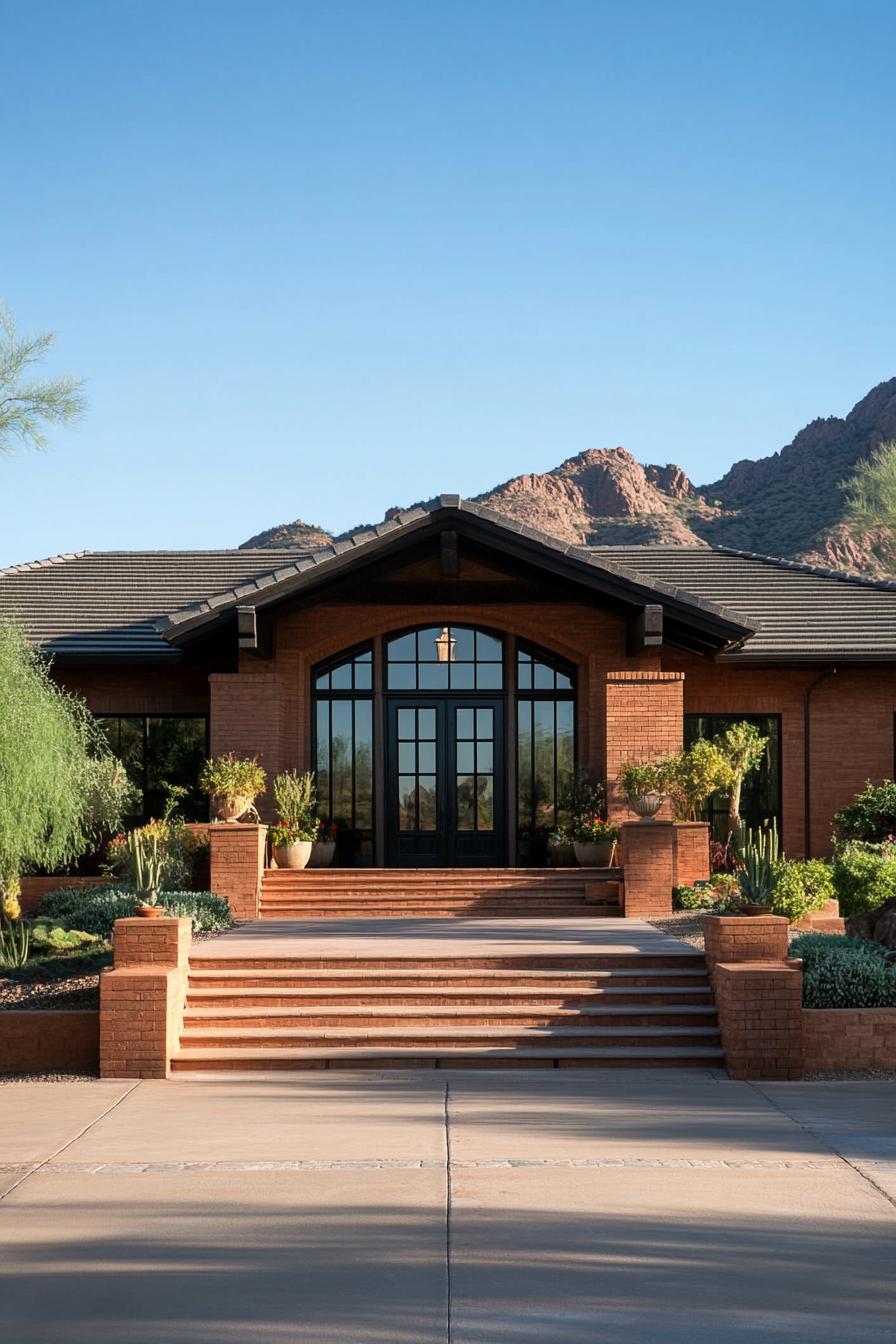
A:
<box><xmin>386</xmin><ymin>698</ymin><xmax>505</xmax><ymax>867</ymax></box>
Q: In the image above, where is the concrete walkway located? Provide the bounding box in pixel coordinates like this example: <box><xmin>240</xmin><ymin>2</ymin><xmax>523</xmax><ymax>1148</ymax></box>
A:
<box><xmin>1</xmin><ymin>1072</ymin><xmax>895</xmax><ymax>1342</ymax></box>
<box><xmin>196</xmin><ymin>915</ymin><xmax>697</xmax><ymax>958</ymax></box>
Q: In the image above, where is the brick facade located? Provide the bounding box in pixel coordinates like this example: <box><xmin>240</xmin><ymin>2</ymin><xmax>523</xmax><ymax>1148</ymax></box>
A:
<box><xmin>605</xmin><ymin>670</ymin><xmax>684</xmax><ymax>820</ymax></box>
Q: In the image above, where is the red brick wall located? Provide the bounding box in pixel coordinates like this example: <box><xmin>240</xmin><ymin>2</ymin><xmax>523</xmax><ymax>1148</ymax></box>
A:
<box><xmin>803</xmin><ymin>1008</ymin><xmax>896</xmax><ymax>1071</ymax></box>
<box><xmin>208</xmin><ymin>824</ymin><xmax>267</xmax><ymax>920</ymax></box>
<box><xmin>704</xmin><ymin>915</ymin><xmax>790</xmax><ymax>983</ymax></box>
<box><xmin>672</xmin><ymin>823</ymin><xmax>710</xmax><ymax>888</ymax></box>
<box><xmin>0</xmin><ymin>1011</ymin><xmax>99</xmax><ymax>1075</ymax></box>
<box><xmin>605</xmin><ymin>671</ymin><xmax>683</xmax><ymax>819</ymax></box>
<box><xmin>19</xmin><ymin>875</ymin><xmax>109</xmax><ymax>917</ymax></box>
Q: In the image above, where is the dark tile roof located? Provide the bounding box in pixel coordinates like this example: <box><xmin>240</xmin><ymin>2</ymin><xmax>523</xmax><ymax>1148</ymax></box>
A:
<box><xmin>588</xmin><ymin>545</ymin><xmax>896</xmax><ymax>660</ymax></box>
<box><xmin>0</xmin><ymin>550</ymin><xmax>311</xmax><ymax>659</ymax></box>
<box><xmin>2</xmin><ymin>503</ymin><xmax>896</xmax><ymax>663</ymax></box>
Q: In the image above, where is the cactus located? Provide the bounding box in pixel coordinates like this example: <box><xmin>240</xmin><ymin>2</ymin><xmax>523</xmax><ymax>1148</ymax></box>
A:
<box><xmin>125</xmin><ymin>829</ymin><xmax>164</xmax><ymax>905</ymax></box>
<box><xmin>738</xmin><ymin>819</ymin><xmax>779</xmax><ymax>905</ymax></box>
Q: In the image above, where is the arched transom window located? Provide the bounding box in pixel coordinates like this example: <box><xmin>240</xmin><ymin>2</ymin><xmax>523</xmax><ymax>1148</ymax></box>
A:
<box><xmin>386</xmin><ymin>626</ymin><xmax>503</xmax><ymax>691</ymax></box>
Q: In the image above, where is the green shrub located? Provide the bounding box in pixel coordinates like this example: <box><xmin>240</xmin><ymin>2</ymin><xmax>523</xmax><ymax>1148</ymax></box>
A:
<box><xmin>789</xmin><ymin>931</ymin><xmax>886</xmax><ymax>970</ymax></box>
<box><xmin>831</xmin><ymin>842</ymin><xmax>896</xmax><ymax>918</ymax></box>
<box><xmin>803</xmin><ymin>949</ymin><xmax>896</xmax><ymax>1008</ymax></box>
<box><xmin>30</xmin><ymin>921</ymin><xmax>102</xmax><ymax>952</ymax></box>
<box><xmin>37</xmin><ymin>886</ymin><xmax>232</xmax><ymax>937</ymax></box>
<box><xmin>834</xmin><ymin>779</ymin><xmax>896</xmax><ymax>842</ymax></box>
<box><xmin>769</xmin><ymin>859</ymin><xmax>834</xmax><ymax>924</ymax></box>
<box><xmin>674</xmin><ymin>885</ymin><xmax>715</xmax><ymax>910</ymax></box>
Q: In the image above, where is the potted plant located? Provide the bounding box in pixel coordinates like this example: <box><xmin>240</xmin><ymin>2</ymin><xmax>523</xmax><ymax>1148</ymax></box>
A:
<box><xmin>309</xmin><ymin>819</ymin><xmax>338</xmax><ymax>868</ymax></box>
<box><xmin>201</xmin><ymin>754</ymin><xmax>266</xmax><ymax>822</ymax></box>
<box><xmin>618</xmin><ymin>760</ymin><xmax>667</xmax><ymax>820</ymax></box>
<box><xmin>270</xmin><ymin>817</ymin><xmax>317</xmax><ymax>870</ymax></box>
<box><xmin>572</xmin><ymin>817</ymin><xmax>620</xmax><ymax>867</ymax></box>
<box><xmin>547</xmin><ymin>830</ymin><xmax>576</xmax><ymax>868</ymax></box>
<box><xmin>125</xmin><ymin>828</ymin><xmax>166</xmax><ymax>917</ymax></box>
<box><xmin>737</xmin><ymin>819</ymin><xmax>779</xmax><ymax>915</ymax></box>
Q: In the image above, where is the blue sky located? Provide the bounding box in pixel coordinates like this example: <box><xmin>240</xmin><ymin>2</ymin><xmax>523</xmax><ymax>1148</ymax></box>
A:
<box><xmin>1</xmin><ymin>0</ymin><xmax>894</xmax><ymax>566</ymax></box>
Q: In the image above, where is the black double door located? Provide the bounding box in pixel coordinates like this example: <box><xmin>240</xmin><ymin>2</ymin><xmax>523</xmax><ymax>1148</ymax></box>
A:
<box><xmin>386</xmin><ymin>697</ymin><xmax>505</xmax><ymax>867</ymax></box>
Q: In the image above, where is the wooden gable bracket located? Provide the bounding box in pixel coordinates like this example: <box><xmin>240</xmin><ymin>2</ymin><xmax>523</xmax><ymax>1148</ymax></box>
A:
<box><xmin>237</xmin><ymin>605</ymin><xmax>259</xmax><ymax>652</ymax></box>
<box><xmin>440</xmin><ymin>529</ymin><xmax>459</xmax><ymax>578</ymax></box>
<box><xmin>626</xmin><ymin>603</ymin><xmax>663</xmax><ymax>656</ymax></box>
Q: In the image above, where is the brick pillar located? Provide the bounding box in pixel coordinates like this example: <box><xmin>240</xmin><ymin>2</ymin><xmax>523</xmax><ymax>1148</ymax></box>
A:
<box><xmin>209</xmin><ymin>823</ymin><xmax>267</xmax><ymax>921</ymax></box>
<box><xmin>715</xmin><ymin>961</ymin><xmax>804</xmax><ymax>1080</ymax></box>
<box><xmin>209</xmin><ymin>672</ymin><xmax>280</xmax><ymax>820</ymax></box>
<box><xmin>620</xmin><ymin>820</ymin><xmax>674</xmax><ymax>918</ymax></box>
<box><xmin>99</xmin><ymin>917</ymin><xmax>191</xmax><ymax>1079</ymax></box>
<box><xmin>671</xmin><ymin>822</ymin><xmax>710</xmax><ymax>888</ymax></box>
<box><xmin>703</xmin><ymin>914</ymin><xmax>790</xmax><ymax>985</ymax></box>
<box><xmin>605</xmin><ymin>671</ymin><xmax>684</xmax><ymax>820</ymax></box>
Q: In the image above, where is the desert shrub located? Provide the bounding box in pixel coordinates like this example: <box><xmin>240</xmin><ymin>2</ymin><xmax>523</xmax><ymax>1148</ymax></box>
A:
<box><xmin>831</xmin><ymin>842</ymin><xmax>896</xmax><ymax>919</ymax></box>
<box><xmin>833</xmin><ymin>779</ymin><xmax>896</xmax><ymax>843</ymax></box>
<box><xmin>104</xmin><ymin>817</ymin><xmax>206</xmax><ymax>891</ymax></box>
<box><xmin>769</xmin><ymin>859</ymin><xmax>834</xmax><ymax>924</ymax></box>
<box><xmin>29</xmin><ymin>921</ymin><xmax>103</xmax><ymax>953</ymax></box>
<box><xmin>38</xmin><ymin>886</ymin><xmax>232</xmax><ymax>937</ymax></box>
<box><xmin>800</xmin><ymin>943</ymin><xmax>896</xmax><ymax>1009</ymax></box>
<box><xmin>673</xmin><ymin>885</ymin><xmax>715</xmax><ymax>910</ymax></box>
<box><xmin>789</xmin><ymin>931</ymin><xmax>886</xmax><ymax>969</ymax></box>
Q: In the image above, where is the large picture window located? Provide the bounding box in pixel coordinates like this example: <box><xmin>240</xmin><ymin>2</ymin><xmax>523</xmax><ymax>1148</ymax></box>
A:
<box><xmin>313</xmin><ymin>645</ymin><xmax>374</xmax><ymax>864</ymax></box>
<box><xmin>516</xmin><ymin>644</ymin><xmax>575</xmax><ymax>863</ymax></box>
<box><xmin>95</xmin><ymin>714</ymin><xmax>208</xmax><ymax>825</ymax></box>
<box><xmin>684</xmin><ymin>713</ymin><xmax>781</xmax><ymax>839</ymax></box>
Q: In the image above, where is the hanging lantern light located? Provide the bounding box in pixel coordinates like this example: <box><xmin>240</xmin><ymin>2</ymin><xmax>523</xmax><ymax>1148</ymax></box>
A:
<box><xmin>434</xmin><ymin>626</ymin><xmax>456</xmax><ymax>662</ymax></box>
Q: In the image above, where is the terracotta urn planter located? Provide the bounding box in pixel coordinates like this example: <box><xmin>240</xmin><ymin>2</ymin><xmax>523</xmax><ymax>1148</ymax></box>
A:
<box><xmin>214</xmin><ymin>794</ymin><xmax>254</xmax><ymax>822</ymax></box>
<box><xmin>135</xmin><ymin>902</ymin><xmax>164</xmax><ymax>919</ymax></box>
<box><xmin>628</xmin><ymin>792</ymin><xmax>665</xmax><ymax>820</ymax></box>
<box><xmin>574</xmin><ymin>839</ymin><xmax>617</xmax><ymax>868</ymax></box>
<box><xmin>549</xmin><ymin>842</ymin><xmax>576</xmax><ymax>868</ymax></box>
<box><xmin>308</xmin><ymin>841</ymin><xmax>336</xmax><ymax>868</ymax></box>
<box><xmin>272</xmin><ymin>840</ymin><xmax>313</xmax><ymax>870</ymax></box>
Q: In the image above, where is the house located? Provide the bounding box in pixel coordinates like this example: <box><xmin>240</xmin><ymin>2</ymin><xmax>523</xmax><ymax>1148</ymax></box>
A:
<box><xmin>3</xmin><ymin>496</ymin><xmax>896</xmax><ymax>867</ymax></box>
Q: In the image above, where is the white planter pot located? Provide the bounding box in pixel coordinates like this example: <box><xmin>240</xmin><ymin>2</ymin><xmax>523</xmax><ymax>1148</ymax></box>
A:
<box><xmin>272</xmin><ymin>840</ymin><xmax>313</xmax><ymax>870</ymax></box>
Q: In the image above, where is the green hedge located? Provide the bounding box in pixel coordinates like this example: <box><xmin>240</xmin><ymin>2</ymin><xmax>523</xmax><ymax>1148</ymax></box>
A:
<box><xmin>790</xmin><ymin>932</ymin><xmax>896</xmax><ymax>1008</ymax></box>
<box><xmin>769</xmin><ymin>858</ymin><xmax>834</xmax><ymax>924</ymax></box>
<box><xmin>37</xmin><ymin>886</ymin><xmax>232</xmax><ymax>937</ymax></box>
<box><xmin>831</xmin><ymin>843</ymin><xmax>896</xmax><ymax>918</ymax></box>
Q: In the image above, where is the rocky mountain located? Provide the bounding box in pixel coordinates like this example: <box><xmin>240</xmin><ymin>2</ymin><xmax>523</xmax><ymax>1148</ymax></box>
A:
<box><xmin>241</xmin><ymin>378</ymin><xmax>896</xmax><ymax>578</ymax></box>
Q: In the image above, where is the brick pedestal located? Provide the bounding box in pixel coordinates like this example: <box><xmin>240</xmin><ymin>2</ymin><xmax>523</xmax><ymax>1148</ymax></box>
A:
<box><xmin>671</xmin><ymin>822</ymin><xmax>710</xmax><ymax>889</ymax></box>
<box><xmin>209</xmin><ymin>823</ymin><xmax>268</xmax><ymax>921</ymax></box>
<box><xmin>715</xmin><ymin>961</ymin><xmax>804</xmax><ymax>1080</ymax></box>
<box><xmin>704</xmin><ymin>914</ymin><xmax>790</xmax><ymax>983</ymax></box>
<box><xmin>100</xmin><ymin>918</ymin><xmax>191</xmax><ymax>1079</ymax></box>
<box><xmin>620</xmin><ymin>821</ymin><xmax>674</xmax><ymax>918</ymax></box>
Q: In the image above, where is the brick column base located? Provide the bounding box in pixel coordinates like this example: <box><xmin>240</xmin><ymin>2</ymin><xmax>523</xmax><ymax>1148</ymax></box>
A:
<box><xmin>100</xmin><ymin>918</ymin><xmax>191</xmax><ymax>1079</ymax></box>
<box><xmin>704</xmin><ymin>914</ymin><xmax>790</xmax><ymax>985</ymax></box>
<box><xmin>209</xmin><ymin>823</ymin><xmax>268</xmax><ymax>921</ymax></box>
<box><xmin>620</xmin><ymin>821</ymin><xmax>674</xmax><ymax>918</ymax></box>
<box><xmin>715</xmin><ymin>961</ymin><xmax>804</xmax><ymax>1080</ymax></box>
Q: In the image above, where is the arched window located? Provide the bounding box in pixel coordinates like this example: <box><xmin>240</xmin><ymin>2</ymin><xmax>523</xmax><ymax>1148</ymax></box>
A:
<box><xmin>313</xmin><ymin>644</ymin><xmax>374</xmax><ymax>864</ymax></box>
<box><xmin>516</xmin><ymin>643</ymin><xmax>576</xmax><ymax>862</ymax></box>
<box><xmin>386</xmin><ymin>626</ymin><xmax>503</xmax><ymax>691</ymax></box>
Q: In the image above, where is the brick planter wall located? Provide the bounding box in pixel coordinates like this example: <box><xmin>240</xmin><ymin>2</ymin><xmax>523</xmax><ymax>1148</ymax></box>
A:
<box><xmin>803</xmin><ymin>1009</ymin><xmax>896</xmax><ymax>1071</ymax></box>
<box><xmin>208</xmin><ymin>823</ymin><xmax>267</xmax><ymax>921</ymax></box>
<box><xmin>18</xmin><ymin>875</ymin><xmax>109</xmax><ymax>917</ymax></box>
<box><xmin>671</xmin><ymin>822</ymin><xmax>710</xmax><ymax>889</ymax></box>
<box><xmin>100</xmin><ymin>917</ymin><xmax>191</xmax><ymax>1079</ymax></box>
<box><xmin>0</xmin><ymin>1010</ymin><xmax>99</xmax><ymax>1075</ymax></box>
<box><xmin>620</xmin><ymin>821</ymin><xmax>674</xmax><ymax>917</ymax></box>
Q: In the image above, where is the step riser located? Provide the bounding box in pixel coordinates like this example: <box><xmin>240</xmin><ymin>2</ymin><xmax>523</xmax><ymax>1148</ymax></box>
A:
<box><xmin>171</xmin><ymin>1055</ymin><xmax>721</xmax><ymax>1073</ymax></box>
<box><xmin>186</xmin><ymin>991</ymin><xmax>713</xmax><ymax>1007</ymax></box>
<box><xmin>188</xmin><ymin>973</ymin><xmax>709</xmax><ymax>990</ymax></box>
<box><xmin>188</xmin><ymin>956</ymin><xmax>704</xmax><ymax>971</ymax></box>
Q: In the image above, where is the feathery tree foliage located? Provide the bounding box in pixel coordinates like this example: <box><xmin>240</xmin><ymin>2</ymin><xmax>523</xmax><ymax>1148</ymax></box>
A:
<box><xmin>0</xmin><ymin>621</ymin><xmax>132</xmax><ymax>887</ymax></box>
<box><xmin>0</xmin><ymin>302</ymin><xmax>85</xmax><ymax>456</ymax></box>
<box><xmin>842</xmin><ymin>441</ymin><xmax>896</xmax><ymax>531</ymax></box>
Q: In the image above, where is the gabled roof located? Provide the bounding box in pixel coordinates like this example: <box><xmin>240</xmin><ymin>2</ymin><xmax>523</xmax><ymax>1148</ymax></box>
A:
<box><xmin>3</xmin><ymin>497</ymin><xmax>896</xmax><ymax>664</ymax></box>
<box><xmin>154</xmin><ymin>498</ymin><xmax>753</xmax><ymax>656</ymax></box>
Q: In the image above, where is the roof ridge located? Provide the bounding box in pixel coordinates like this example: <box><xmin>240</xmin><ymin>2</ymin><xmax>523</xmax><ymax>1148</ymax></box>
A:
<box><xmin>0</xmin><ymin>550</ymin><xmax>92</xmax><ymax>577</ymax></box>
<box><xmin>708</xmin><ymin>544</ymin><xmax>896</xmax><ymax>592</ymax></box>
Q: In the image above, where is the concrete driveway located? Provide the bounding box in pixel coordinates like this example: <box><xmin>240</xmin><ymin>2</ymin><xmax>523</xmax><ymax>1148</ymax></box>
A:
<box><xmin>1</xmin><ymin>1070</ymin><xmax>894</xmax><ymax>1342</ymax></box>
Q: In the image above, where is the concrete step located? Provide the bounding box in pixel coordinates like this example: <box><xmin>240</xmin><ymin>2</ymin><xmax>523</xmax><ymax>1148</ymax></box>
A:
<box><xmin>170</xmin><ymin>1044</ymin><xmax>726</xmax><ymax>1072</ymax></box>
<box><xmin>188</xmin><ymin>954</ymin><xmax>706</xmax><ymax>971</ymax></box>
<box><xmin>258</xmin><ymin>907</ymin><xmax>618</xmax><ymax>919</ymax></box>
<box><xmin>178</xmin><ymin>1024</ymin><xmax>722</xmax><ymax>1050</ymax></box>
<box><xmin>182</xmin><ymin>1005</ymin><xmax>719</xmax><ymax>1029</ymax></box>
<box><xmin>185</xmin><ymin>984</ymin><xmax>713</xmax><ymax>1006</ymax></box>
<box><xmin>187</xmin><ymin>966</ymin><xmax>710</xmax><ymax>988</ymax></box>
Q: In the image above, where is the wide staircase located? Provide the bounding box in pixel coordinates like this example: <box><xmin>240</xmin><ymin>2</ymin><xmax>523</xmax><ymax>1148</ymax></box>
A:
<box><xmin>171</xmin><ymin>947</ymin><xmax>722</xmax><ymax>1073</ymax></box>
<box><xmin>260</xmin><ymin>867</ymin><xmax>623</xmax><ymax>918</ymax></box>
